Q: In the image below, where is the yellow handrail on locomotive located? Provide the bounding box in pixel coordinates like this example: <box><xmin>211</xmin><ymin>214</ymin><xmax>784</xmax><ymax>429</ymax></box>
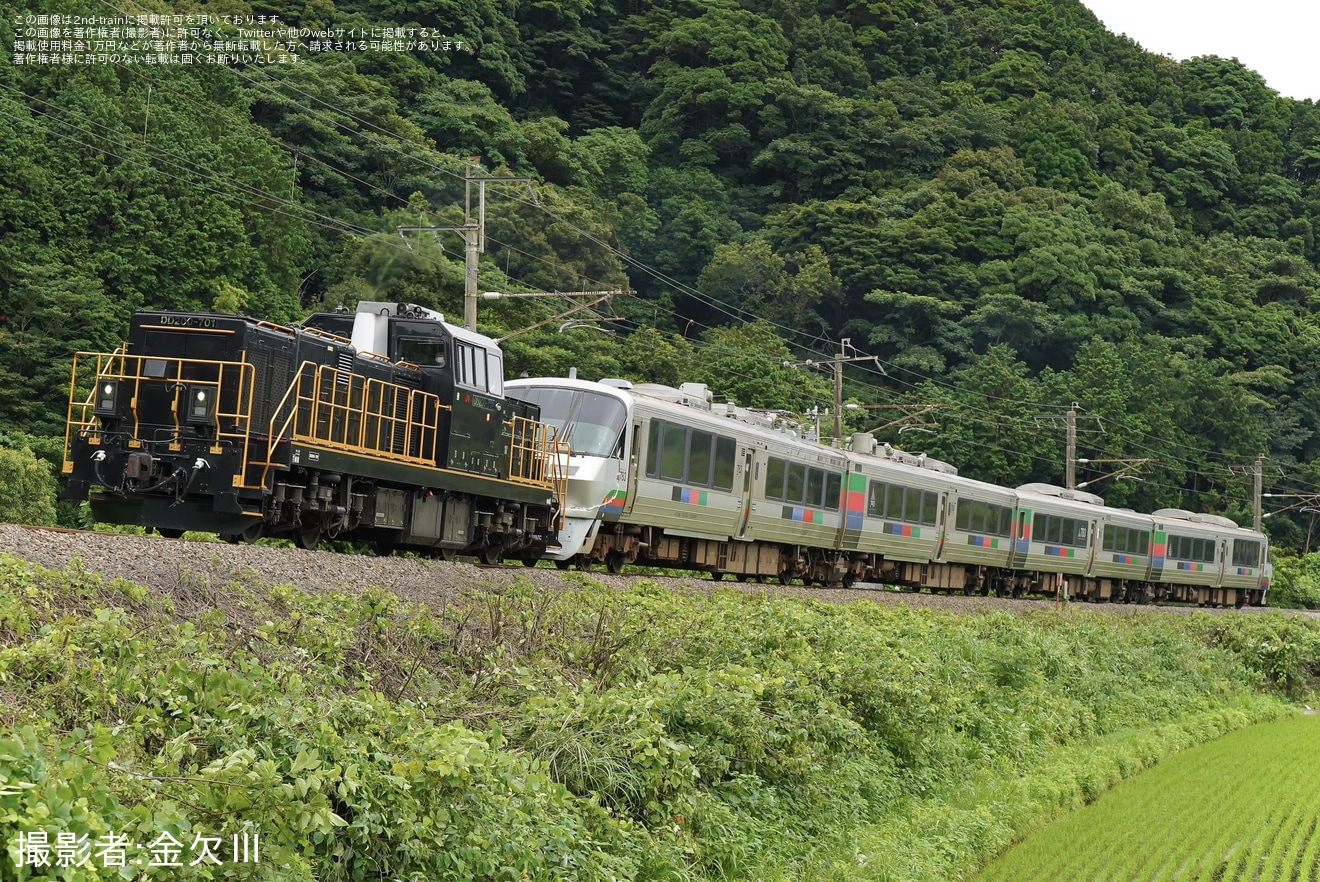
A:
<box><xmin>260</xmin><ymin>361</ymin><xmax>449</xmax><ymax>488</ymax></box>
<box><xmin>504</xmin><ymin>417</ymin><xmax>570</xmax><ymax>529</ymax></box>
<box><xmin>64</xmin><ymin>350</ymin><xmax>258</xmax><ymax>486</ymax></box>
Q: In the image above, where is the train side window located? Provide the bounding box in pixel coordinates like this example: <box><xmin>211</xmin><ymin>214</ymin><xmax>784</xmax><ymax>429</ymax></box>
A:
<box><xmin>824</xmin><ymin>472</ymin><xmax>841</xmax><ymax>511</ymax></box>
<box><xmin>1073</xmin><ymin>521</ymin><xmax>1088</xmax><ymax>546</ymax></box>
<box><xmin>807</xmin><ymin>469</ymin><xmax>825</xmax><ymax>509</ymax></box>
<box><xmin>996</xmin><ymin>506</ymin><xmax>1012</xmax><ymax>537</ymax></box>
<box><xmin>922</xmin><ymin>491</ymin><xmax>939</xmax><ymax>525</ymax></box>
<box><xmin>660</xmin><ymin>423</ymin><xmax>687</xmax><ymax>482</ymax></box>
<box><xmin>1136</xmin><ymin>531</ymin><xmax>1150</xmax><ymax>554</ymax></box>
<box><xmin>900</xmin><ymin>487</ymin><xmax>920</xmax><ymax>523</ymax></box>
<box><xmin>955</xmin><ymin>500</ymin><xmax>970</xmax><ymax>531</ymax></box>
<box><xmin>689</xmin><ymin>431</ymin><xmax>713</xmax><ymax>487</ymax></box>
<box><xmin>766</xmin><ymin>458</ymin><xmax>787</xmax><ymax>501</ymax></box>
<box><xmin>974</xmin><ymin>503</ymin><xmax>988</xmax><ymax>534</ymax></box>
<box><xmin>1233</xmin><ymin>540</ymin><xmax>1260</xmax><ymax>567</ymax></box>
<box><xmin>713</xmin><ymin>436</ymin><xmax>736</xmax><ymax>491</ymax></box>
<box><xmin>1044</xmin><ymin>515</ymin><xmax>1062</xmax><ymax>545</ymax></box>
<box><xmin>786</xmin><ymin>463</ymin><xmax>806</xmax><ymax>504</ymax></box>
<box><xmin>887</xmin><ymin>484</ymin><xmax>904</xmax><ymax>521</ymax></box>
<box><xmin>868</xmin><ymin>482</ymin><xmax>885</xmax><ymax>517</ymax></box>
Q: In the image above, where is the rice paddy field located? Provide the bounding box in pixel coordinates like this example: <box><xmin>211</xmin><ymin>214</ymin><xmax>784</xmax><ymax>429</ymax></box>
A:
<box><xmin>974</xmin><ymin>714</ymin><xmax>1320</xmax><ymax>882</ymax></box>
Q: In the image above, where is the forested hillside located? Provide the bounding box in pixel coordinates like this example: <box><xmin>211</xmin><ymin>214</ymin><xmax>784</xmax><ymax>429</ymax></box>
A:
<box><xmin>4</xmin><ymin>0</ymin><xmax>1320</xmax><ymax>543</ymax></box>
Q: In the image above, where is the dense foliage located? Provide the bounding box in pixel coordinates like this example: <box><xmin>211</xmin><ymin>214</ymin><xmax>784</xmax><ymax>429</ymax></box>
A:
<box><xmin>4</xmin><ymin>0</ymin><xmax>1320</xmax><ymax>538</ymax></box>
<box><xmin>3</xmin><ymin>554</ymin><xmax>1319</xmax><ymax>879</ymax></box>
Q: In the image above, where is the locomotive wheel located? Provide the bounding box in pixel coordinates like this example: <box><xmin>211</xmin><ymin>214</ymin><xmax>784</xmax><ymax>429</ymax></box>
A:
<box><xmin>229</xmin><ymin>522</ymin><xmax>263</xmax><ymax>544</ymax></box>
<box><xmin>521</xmin><ymin>554</ymin><xmax>541</xmax><ymax>568</ymax></box>
<box><xmin>606</xmin><ymin>551</ymin><xmax>626</xmax><ymax>575</ymax></box>
<box><xmin>778</xmin><ymin>571</ymin><xmax>792</xmax><ymax>586</ymax></box>
<box><xmin>479</xmin><ymin>545</ymin><xmax>501</xmax><ymax>565</ymax></box>
<box><xmin>158</xmin><ymin>528</ymin><xmax>185</xmax><ymax>539</ymax></box>
<box><xmin>554</xmin><ymin>559</ymin><xmax>572</xmax><ymax>570</ymax></box>
<box><xmin>293</xmin><ymin>524</ymin><xmax>320</xmax><ymax>550</ymax></box>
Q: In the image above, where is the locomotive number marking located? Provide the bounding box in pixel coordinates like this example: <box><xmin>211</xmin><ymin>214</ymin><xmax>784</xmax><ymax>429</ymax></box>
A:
<box><xmin>158</xmin><ymin>315</ymin><xmax>218</xmax><ymax>329</ymax></box>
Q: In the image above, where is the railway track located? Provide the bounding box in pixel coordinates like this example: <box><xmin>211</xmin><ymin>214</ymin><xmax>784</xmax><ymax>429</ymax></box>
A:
<box><xmin>0</xmin><ymin>523</ymin><xmax>1304</xmax><ymax>618</ymax></box>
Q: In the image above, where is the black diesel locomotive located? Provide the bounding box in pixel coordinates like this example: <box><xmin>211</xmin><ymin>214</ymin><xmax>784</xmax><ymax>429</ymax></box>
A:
<box><xmin>62</xmin><ymin>302</ymin><xmax>564</xmax><ymax>560</ymax></box>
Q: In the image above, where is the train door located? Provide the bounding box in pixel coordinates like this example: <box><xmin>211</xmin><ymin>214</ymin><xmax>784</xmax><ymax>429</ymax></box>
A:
<box><xmin>736</xmin><ymin>447</ymin><xmax>755</xmax><ymax>539</ymax></box>
<box><xmin>1086</xmin><ymin>519</ymin><xmax>1098</xmax><ymax>575</ymax></box>
<box><xmin>933</xmin><ymin>492</ymin><xmax>950</xmax><ymax>561</ymax></box>
<box><xmin>625</xmin><ymin>418</ymin><xmax>644</xmax><ymax>515</ymax></box>
<box><xmin>1216</xmin><ymin>539</ymin><xmax>1228</xmax><ymax>587</ymax></box>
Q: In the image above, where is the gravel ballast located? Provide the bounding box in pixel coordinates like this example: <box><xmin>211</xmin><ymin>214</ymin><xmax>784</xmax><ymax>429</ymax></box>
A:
<box><xmin>0</xmin><ymin>523</ymin><xmax>1303</xmax><ymax>617</ymax></box>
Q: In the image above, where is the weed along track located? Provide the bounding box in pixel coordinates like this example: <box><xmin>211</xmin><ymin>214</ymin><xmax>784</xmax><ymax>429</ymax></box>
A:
<box><xmin>975</xmin><ymin>715</ymin><xmax>1320</xmax><ymax>882</ymax></box>
<box><xmin>0</xmin><ymin>524</ymin><xmax>1302</xmax><ymax>618</ymax></box>
<box><xmin>3</xmin><ymin>520</ymin><xmax>1319</xmax><ymax>882</ymax></box>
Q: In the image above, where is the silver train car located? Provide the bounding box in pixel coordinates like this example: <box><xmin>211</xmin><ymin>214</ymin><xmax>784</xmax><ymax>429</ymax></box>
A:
<box><xmin>504</xmin><ymin>377</ymin><xmax>1271</xmax><ymax>607</ymax></box>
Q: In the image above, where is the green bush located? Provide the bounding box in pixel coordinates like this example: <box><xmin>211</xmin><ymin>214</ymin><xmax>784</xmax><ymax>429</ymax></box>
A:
<box><xmin>1268</xmin><ymin>551</ymin><xmax>1320</xmax><ymax>609</ymax></box>
<box><xmin>0</xmin><ymin>445</ymin><xmax>57</xmax><ymax>526</ymax></box>
<box><xmin>2</xmin><ymin>557</ymin><xmax>1319</xmax><ymax>881</ymax></box>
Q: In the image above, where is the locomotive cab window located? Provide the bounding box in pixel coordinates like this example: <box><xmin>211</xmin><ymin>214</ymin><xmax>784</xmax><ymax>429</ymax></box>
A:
<box><xmin>453</xmin><ymin>342</ymin><xmax>501</xmax><ymax>394</ymax></box>
<box><xmin>395</xmin><ymin>337</ymin><xmax>447</xmax><ymax>368</ymax></box>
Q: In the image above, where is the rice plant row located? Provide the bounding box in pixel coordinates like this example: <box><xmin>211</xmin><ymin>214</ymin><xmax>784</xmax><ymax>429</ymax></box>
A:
<box><xmin>974</xmin><ymin>714</ymin><xmax>1320</xmax><ymax>882</ymax></box>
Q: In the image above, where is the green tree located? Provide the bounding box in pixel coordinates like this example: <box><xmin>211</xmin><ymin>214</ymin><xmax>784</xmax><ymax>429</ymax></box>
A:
<box><xmin>0</xmin><ymin>444</ymin><xmax>57</xmax><ymax>526</ymax></box>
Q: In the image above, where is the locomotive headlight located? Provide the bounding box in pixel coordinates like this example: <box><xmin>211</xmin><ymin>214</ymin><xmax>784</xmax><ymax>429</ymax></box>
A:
<box><xmin>186</xmin><ymin>386</ymin><xmax>216</xmax><ymax>425</ymax></box>
<box><xmin>94</xmin><ymin>380</ymin><xmax>119</xmax><ymax>416</ymax></box>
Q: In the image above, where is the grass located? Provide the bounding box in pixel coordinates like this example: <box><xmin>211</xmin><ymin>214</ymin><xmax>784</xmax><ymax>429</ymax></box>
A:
<box><xmin>3</xmin><ymin>551</ymin><xmax>1320</xmax><ymax>881</ymax></box>
<box><xmin>974</xmin><ymin>714</ymin><xmax>1320</xmax><ymax>882</ymax></box>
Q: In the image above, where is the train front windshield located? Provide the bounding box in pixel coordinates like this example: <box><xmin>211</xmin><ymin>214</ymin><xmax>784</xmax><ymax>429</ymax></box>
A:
<box><xmin>514</xmin><ymin>386</ymin><xmax>627</xmax><ymax>457</ymax></box>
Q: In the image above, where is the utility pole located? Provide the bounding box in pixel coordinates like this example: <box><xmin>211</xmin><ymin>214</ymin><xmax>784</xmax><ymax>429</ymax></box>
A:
<box><xmin>463</xmin><ymin>159</ymin><xmax>535</xmax><ymax>331</ymax></box>
<box><xmin>401</xmin><ymin>160</ymin><xmax>537</xmax><ymax>331</ymax></box>
<box><xmin>1036</xmin><ymin>403</ymin><xmax>1099</xmax><ymax>489</ymax></box>
<box><xmin>783</xmin><ymin>340</ymin><xmax>886</xmax><ymax>446</ymax></box>
<box><xmin>833</xmin><ymin>340</ymin><xmax>846</xmax><ymax>447</ymax></box>
<box><xmin>1066</xmin><ymin>403</ymin><xmax>1077</xmax><ymax>490</ymax></box>
<box><xmin>1254</xmin><ymin>454</ymin><xmax>1264</xmax><ymax>532</ymax></box>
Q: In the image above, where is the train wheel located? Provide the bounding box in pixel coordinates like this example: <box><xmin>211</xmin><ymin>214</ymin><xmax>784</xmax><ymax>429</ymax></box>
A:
<box><xmin>554</xmin><ymin>559</ymin><xmax>572</xmax><ymax>570</ymax></box>
<box><xmin>158</xmin><ymin>528</ymin><xmax>184</xmax><ymax>539</ymax></box>
<box><xmin>234</xmin><ymin>522</ymin><xmax>263</xmax><ymax>544</ymax></box>
<box><xmin>293</xmin><ymin>524</ymin><xmax>320</xmax><ymax>550</ymax></box>
<box><xmin>755</xmin><ymin>575</ymin><xmax>767</xmax><ymax>584</ymax></box>
<box><xmin>778</xmin><ymin>571</ymin><xmax>792</xmax><ymax>586</ymax></box>
<box><xmin>842</xmin><ymin>572</ymin><xmax>857</xmax><ymax>589</ymax></box>
<box><xmin>479</xmin><ymin>545</ymin><xmax>501</xmax><ymax>565</ymax></box>
<box><xmin>578</xmin><ymin>558</ymin><xmax>595</xmax><ymax>573</ymax></box>
<box><xmin>711</xmin><ymin>571</ymin><xmax>725</xmax><ymax>582</ymax></box>
<box><xmin>521</xmin><ymin>554</ymin><xmax>540</xmax><ymax>568</ymax></box>
<box><xmin>734</xmin><ymin>574</ymin><xmax>748</xmax><ymax>583</ymax></box>
<box><xmin>606</xmin><ymin>551</ymin><xmax>626</xmax><ymax>575</ymax></box>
